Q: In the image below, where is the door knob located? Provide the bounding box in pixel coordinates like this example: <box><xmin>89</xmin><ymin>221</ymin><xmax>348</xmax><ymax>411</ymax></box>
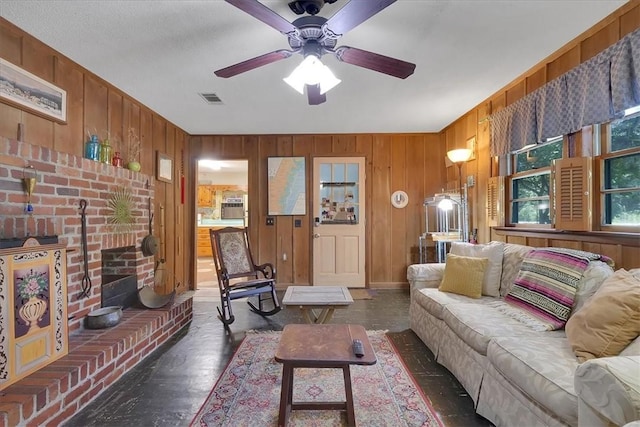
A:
<box><xmin>313</xmin><ymin>233</ymin><xmax>320</xmax><ymax>238</ymax></box>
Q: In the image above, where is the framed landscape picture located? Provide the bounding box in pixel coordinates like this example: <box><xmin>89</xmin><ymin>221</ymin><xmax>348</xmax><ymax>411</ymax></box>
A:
<box><xmin>267</xmin><ymin>157</ymin><xmax>306</xmax><ymax>215</ymax></box>
<box><xmin>0</xmin><ymin>58</ymin><xmax>67</xmax><ymax>124</ymax></box>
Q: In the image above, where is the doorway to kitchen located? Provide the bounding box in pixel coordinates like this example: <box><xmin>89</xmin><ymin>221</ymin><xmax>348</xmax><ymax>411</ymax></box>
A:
<box><xmin>196</xmin><ymin>159</ymin><xmax>248</xmax><ymax>291</ymax></box>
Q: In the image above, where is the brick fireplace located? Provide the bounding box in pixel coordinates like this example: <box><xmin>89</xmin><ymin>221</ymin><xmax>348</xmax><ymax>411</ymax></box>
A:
<box><xmin>101</xmin><ymin>246</ymin><xmax>139</xmax><ymax>309</ymax></box>
<box><xmin>0</xmin><ymin>137</ymin><xmax>193</xmax><ymax>426</ymax></box>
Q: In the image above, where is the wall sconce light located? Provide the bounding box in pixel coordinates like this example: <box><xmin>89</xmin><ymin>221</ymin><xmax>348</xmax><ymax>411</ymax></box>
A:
<box><xmin>22</xmin><ymin>165</ymin><xmax>38</xmax><ymax>214</ymax></box>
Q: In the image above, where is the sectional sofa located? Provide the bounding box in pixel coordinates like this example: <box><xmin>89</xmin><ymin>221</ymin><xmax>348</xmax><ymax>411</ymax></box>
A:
<box><xmin>408</xmin><ymin>241</ymin><xmax>640</xmax><ymax>426</ymax></box>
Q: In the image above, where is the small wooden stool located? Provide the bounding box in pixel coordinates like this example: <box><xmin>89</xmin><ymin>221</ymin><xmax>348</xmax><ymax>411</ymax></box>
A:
<box><xmin>274</xmin><ymin>324</ymin><xmax>376</xmax><ymax>426</ymax></box>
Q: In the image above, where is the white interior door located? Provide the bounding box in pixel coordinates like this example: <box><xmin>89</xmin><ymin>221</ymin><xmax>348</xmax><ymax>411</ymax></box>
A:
<box><xmin>312</xmin><ymin>157</ymin><xmax>365</xmax><ymax>287</ymax></box>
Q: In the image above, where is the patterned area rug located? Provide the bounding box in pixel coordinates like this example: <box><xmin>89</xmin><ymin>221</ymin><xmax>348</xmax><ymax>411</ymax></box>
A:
<box><xmin>191</xmin><ymin>331</ymin><xmax>443</xmax><ymax>427</ymax></box>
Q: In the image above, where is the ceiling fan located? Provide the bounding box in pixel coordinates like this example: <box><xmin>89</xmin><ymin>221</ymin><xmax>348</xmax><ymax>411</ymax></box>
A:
<box><xmin>214</xmin><ymin>0</ymin><xmax>416</xmax><ymax>105</ymax></box>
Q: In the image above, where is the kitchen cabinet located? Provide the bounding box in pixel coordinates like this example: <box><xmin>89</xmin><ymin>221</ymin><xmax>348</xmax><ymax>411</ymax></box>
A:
<box><xmin>197</xmin><ymin>227</ymin><xmax>213</xmax><ymax>257</ymax></box>
<box><xmin>197</xmin><ymin>186</ymin><xmax>213</xmax><ymax>207</ymax></box>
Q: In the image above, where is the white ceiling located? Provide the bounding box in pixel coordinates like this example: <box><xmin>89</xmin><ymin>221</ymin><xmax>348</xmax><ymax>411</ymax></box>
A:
<box><xmin>0</xmin><ymin>0</ymin><xmax>627</xmax><ymax>135</ymax></box>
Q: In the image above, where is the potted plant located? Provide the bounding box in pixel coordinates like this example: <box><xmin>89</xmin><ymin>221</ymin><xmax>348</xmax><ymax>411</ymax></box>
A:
<box><xmin>127</xmin><ymin>128</ymin><xmax>141</xmax><ymax>172</ymax></box>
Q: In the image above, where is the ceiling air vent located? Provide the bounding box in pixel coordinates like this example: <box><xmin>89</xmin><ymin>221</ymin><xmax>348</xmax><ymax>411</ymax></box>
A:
<box><xmin>199</xmin><ymin>93</ymin><xmax>223</xmax><ymax>105</ymax></box>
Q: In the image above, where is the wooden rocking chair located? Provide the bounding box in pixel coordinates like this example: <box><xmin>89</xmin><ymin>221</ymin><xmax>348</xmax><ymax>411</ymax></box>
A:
<box><xmin>209</xmin><ymin>227</ymin><xmax>281</xmax><ymax>326</ymax></box>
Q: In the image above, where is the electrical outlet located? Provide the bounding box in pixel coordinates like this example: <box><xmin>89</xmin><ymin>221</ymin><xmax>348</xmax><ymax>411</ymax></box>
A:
<box><xmin>266</xmin><ymin>217</ymin><xmax>275</xmax><ymax>226</ymax></box>
<box><xmin>467</xmin><ymin>175</ymin><xmax>475</xmax><ymax>187</ymax></box>
<box><xmin>294</xmin><ymin>219</ymin><xmax>302</xmax><ymax>228</ymax></box>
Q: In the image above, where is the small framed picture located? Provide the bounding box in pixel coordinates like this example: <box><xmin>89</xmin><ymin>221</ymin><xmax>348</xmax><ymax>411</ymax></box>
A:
<box><xmin>156</xmin><ymin>151</ymin><xmax>173</xmax><ymax>183</ymax></box>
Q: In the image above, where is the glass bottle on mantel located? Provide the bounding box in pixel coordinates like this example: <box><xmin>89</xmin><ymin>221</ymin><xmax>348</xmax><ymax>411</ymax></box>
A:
<box><xmin>100</xmin><ymin>138</ymin><xmax>112</xmax><ymax>164</ymax></box>
<box><xmin>85</xmin><ymin>134</ymin><xmax>100</xmax><ymax>161</ymax></box>
<box><xmin>112</xmin><ymin>152</ymin><xmax>123</xmax><ymax>167</ymax></box>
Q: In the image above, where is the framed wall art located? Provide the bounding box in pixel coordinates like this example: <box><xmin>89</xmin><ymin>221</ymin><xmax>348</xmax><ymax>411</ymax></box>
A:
<box><xmin>267</xmin><ymin>157</ymin><xmax>306</xmax><ymax>215</ymax></box>
<box><xmin>156</xmin><ymin>152</ymin><xmax>173</xmax><ymax>183</ymax></box>
<box><xmin>0</xmin><ymin>58</ymin><xmax>67</xmax><ymax>124</ymax></box>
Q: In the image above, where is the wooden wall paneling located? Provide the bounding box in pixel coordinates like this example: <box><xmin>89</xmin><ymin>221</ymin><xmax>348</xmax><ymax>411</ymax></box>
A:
<box><xmin>580</xmin><ymin>20</ymin><xmax>620</xmax><ymax>62</ymax></box>
<box><xmin>107</xmin><ymin>91</ymin><xmax>123</xmax><ymax>153</ymax></box>
<box><xmin>245</xmin><ymin>135</ymin><xmax>260</xmax><ymax>267</ymax></box>
<box><xmin>333</xmin><ymin>134</ymin><xmax>356</xmax><ymax>153</ymax></box>
<box><xmin>465</xmin><ymin>110</ymin><xmax>477</xmax><ymax>140</ymax></box>
<box><xmin>257</xmin><ymin>136</ymin><xmax>278</xmax><ymax>269</ymax></box>
<box><xmin>0</xmin><ymin>20</ymin><xmax>22</xmax><ymax>63</ymax></box>
<box><xmin>164</xmin><ymin>124</ymin><xmax>176</xmax><ymax>294</ymax></box>
<box><xmin>83</xmin><ymin>75</ymin><xmax>108</xmax><ymax>145</ymax></box>
<box><xmin>355</xmin><ymin>134</ymin><xmax>373</xmax><ymax>286</ymax></box>
<box><xmin>275</xmin><ymin>136</ymin><xmax>294</xmax><ymax>284</ymax></box>
<box><xmin>505</xmin><ymin>81</ymin><xmax>525</xmax><ymax>107</ymax></box>
<box><xmin>527</xmin><ymin>237</ymin><xmax>549</xmax><ymax>248</ymax></box>
<box><xmin>390</xmin><ymin>135</ymin><xmax>407</xmax><ymax>283</ymax></box>
<box><xmin>173</xmin><ymin>129</ymin><xmax>186</xmax><ymax>291</ymax></box>
<box><xmin>370</xmin><ymin>135</ymin><xmax>392</xmax><ymax>285</ymax></box>
<box><xmin>476</xmin><ymin>102</ymin><xmax>491</xmax><ymax>243</ymax></box>
<box><xmin>546</xmin><ymin>45</ymin><xmax>580</xmax><ymax>81</ymax></box>
<box><xmin>0</xmin><ymin>104</ymin><xmax>21</xmax><ymax>141</ymax></box>
<box><xmin>314</xmin><ymin>134</ymin><xmax>333</xmax><ymax>155</ymax></box>
<box><xmin>405</xmin><ymin>135</ymin><xmax>425</xmax><ymax>266</ymax></box>
<box><xmin>550</xmin><ymin>239</ymin><xmax>582</xmax><ymax>251</ymax></box>
<box><xmin>54</xmin><ymin>57</ymin><xmax>83</xmax><ymax>156</ymax></box>
<box><xmin>21</xmin><ymin>107</ymin><xmax>54</xmax><ymax>148</ymax></box>
<box><xmin>21</xmin><ymin>38</ymin><xmax>56</xmax><ymax>148</ymax></box>
<box><xmin>152</xmin><ymin>115</ymin><xmax>167</xmax><ymax>292</ymax></box>
<box><xmin>506</xmin><ymin>235</ymin><xmax>527</xmax><ymax>245</ymax></box>
<box><xmin>152</xmin><ymin>114</ymin><xmax>167</xmax><ymax>177</ymax></box>
<box><xmin>139</xmin><ymin>109</ymin><xmax>152</xmax><ymax>174</ymax></box>
<box><xmin>526</xmin><ymin>68</ymin><xmax>547</xmax><ymax>94</ymax></box>
<box><xmin>21</xmin><ymin>34</ymin><xmax>53</xmax><ymax>81</ymax></box>
<box><xmin>622</xmin><ymin>246</ymin><xmax>640</xmax><ymax>269</ymax></box>
<box><xmin>292</xmin><ymin>135</ymin><xmax>313</xmax><ymax>285</ymax></box>
<box><xmin>222</xmin><ymin>135</ymin><xmax>245</xmax><ymax>158</ymax></box>
<box><xmin>620</xmin><ymin>3</ymin><xmax>640</xmax><ymax>36</ymax></box>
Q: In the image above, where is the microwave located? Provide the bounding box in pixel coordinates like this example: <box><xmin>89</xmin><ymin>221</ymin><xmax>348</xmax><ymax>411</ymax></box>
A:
<box><xmin>221</xmin><ymin>203</ymin><xmax>244</xmax><ymax>219</ymax></box>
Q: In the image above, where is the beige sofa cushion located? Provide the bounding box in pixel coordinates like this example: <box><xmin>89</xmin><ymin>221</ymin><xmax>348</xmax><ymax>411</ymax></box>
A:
<box><xmin>438</xmin><ymin>254</ymin><xmax>488</xmax><ymax>299</ymax></box>
<box><xmin>488</xmin><ymin>336</ymin><xmax>580</xmax><ymax>426</ymax></box>
<box><xmin>450</xmin><ymin>241</ymin><xmax>504</xmax><ymax>297</ymax></box>
<box><xmin>566</xmin><ymin>269</ymin><xmax>640</xmax><ymax>362</ymax></box>
<box><xmin>412</xmin><ymin>287</ymin><xmax>495</xmax><ymax>320</ymax></box>
<box><xmin>442</xmin><ymin>303</ymin><xmax>565</xmax><ymax>355</ymax></box>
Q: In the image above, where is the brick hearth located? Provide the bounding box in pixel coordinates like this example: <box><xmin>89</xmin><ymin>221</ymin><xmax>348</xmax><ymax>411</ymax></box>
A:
<box><xmin>0</xmin><ymin>294</ymin><xmax>193</xmax><ymax>427</ymax></box>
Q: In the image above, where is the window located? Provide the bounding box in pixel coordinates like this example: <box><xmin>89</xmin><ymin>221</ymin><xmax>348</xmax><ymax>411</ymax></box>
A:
<box><xmin>601</xmin><ymin>109</ymin><xmax>640</xmax><ymax>227</ymax></box>
<box><xmin>509</xmin><ymin>138</ymin><xmax>563</xmax><ymax>225</ymax></box>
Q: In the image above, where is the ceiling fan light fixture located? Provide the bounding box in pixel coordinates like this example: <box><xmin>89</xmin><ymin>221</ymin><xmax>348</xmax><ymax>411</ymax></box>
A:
<box><xmin>283</xmin><ymin>55</ymin><xmax>341</xmax><ymax>95</ymax></box>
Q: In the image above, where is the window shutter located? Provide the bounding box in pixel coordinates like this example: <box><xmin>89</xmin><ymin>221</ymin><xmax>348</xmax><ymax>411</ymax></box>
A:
<box><xmin>553</xmin><ymin>157</ymin><xmax>592</xmax><ymax>231</ymax></box>
<box><xmin>486</xmin><ymin>176</ymin><xmax>504</xmax><ymax>227</ymax></box>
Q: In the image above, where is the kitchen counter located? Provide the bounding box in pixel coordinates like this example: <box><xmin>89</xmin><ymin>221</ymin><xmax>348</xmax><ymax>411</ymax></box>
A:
<box><xmin>197</xmin><ymin>219</ymin><xmax>245</xmax><ymax>228</ymax></box>
<box><xmin>196</xmin><ymin>219</ymin><xmax>246</xmax><ymax>257</ymax></box>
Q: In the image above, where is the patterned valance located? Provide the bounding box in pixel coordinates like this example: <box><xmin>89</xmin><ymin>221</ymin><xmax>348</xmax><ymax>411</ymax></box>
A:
<box><xmin>490</xmin><ymin>29</ymin><xmax>640</xmax><ymax>156</ymax></box>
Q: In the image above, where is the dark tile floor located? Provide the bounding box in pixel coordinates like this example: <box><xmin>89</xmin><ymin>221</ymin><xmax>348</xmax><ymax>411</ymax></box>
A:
<box><xmin>65</xmin><ymin>289</ymin><xmax>492</xmax><ymax>426</ymax></box>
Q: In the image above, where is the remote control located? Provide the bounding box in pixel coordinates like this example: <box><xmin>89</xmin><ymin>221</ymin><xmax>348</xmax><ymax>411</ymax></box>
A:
<box><xmin>352</xmin><ymin>339</ymin><xmax>364</xmax><ymax>358</ymax></box>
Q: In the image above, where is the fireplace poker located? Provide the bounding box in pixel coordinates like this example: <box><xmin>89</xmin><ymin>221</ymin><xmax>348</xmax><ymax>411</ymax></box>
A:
<box><xmin>78</xmin><ymin>199</ymin><xmax>92</xmax><ymax>299</ymax></box>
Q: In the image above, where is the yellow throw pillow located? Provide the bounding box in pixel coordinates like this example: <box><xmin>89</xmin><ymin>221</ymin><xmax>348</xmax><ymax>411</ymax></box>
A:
<box><xmin>439</xmin><ymin>253</ymin><xmax>488</xmax><ymax>299</ymax></box>
<box><xmin>565</xmin><ymin>269</ymin><xmax>640</xmax><ymax>362</ymax></box>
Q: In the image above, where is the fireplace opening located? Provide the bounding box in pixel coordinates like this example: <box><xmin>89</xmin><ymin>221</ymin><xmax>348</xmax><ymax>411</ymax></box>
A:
<box><xmin>101</xmin><ymin>246</ymin><xmax>138</xmax><ymax>309</ymax></box>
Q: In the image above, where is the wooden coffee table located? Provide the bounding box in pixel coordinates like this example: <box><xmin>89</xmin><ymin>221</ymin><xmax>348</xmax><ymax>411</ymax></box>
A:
<box><xmin>275</xmin><ymin>324</ymin><xmax>376</xmax><ymax>426</ymax></box>
<box><xmin>282</xmin><ymin>286</ymin><xmax>354</xmax><ymax>324</ymax></box>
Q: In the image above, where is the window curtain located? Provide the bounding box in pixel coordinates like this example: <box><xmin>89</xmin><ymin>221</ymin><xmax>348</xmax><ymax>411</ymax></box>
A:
<box><xmin>490</xmin><ymin>28</ymin><xmax>640</xmax><ymax>157</ymax></box>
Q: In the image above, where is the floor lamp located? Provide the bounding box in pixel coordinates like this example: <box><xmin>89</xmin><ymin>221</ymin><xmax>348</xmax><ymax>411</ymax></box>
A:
<box><xmin>446</xmin><ymin>148</ymin><xmax>472</xmax><ymax>242</ymax></box>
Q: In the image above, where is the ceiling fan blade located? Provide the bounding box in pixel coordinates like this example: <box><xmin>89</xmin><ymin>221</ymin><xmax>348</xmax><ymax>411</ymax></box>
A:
<box><xmin>225</xmin><ymin>0</ymin><xmax>300</xmax><ymax>37</ymax></box>
<box><xmin>323</xmin><ymin>0</ymin><xmax>396</xmax><ymax>37</ymax></box>
<box><xmin>334</xmin><ymin>46</ymin><xmax>415</xmax><ymax>79</ymax></box>
<box><xmin>307</xmin><ymin>84</ymin><xmax>326</xmax><ymax>105</ymax></box>
<box><xmin>215</xmin><ymin>50</ymin><xmax>294</xmax><ymax>78</ymax></box>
